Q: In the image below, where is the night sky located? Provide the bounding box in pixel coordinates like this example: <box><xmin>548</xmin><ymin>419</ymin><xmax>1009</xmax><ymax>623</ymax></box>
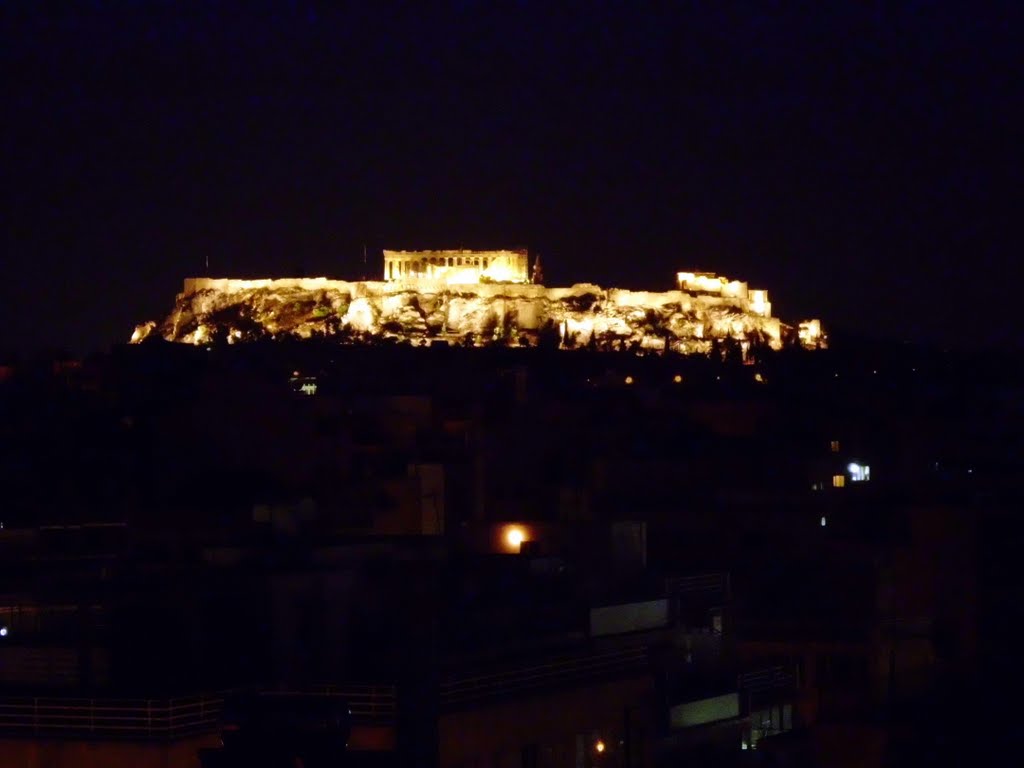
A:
<box><xmin>2</xmin><ymin>2</ymin><xmax>1019</xmax><ymax>355</ymax></box>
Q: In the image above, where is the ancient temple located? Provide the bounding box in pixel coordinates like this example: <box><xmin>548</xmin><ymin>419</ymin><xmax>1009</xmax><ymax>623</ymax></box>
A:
<box><xmin>382</xmin><ymin>249</ymin><xmax>530</xmax><ymax>285</ymax></box>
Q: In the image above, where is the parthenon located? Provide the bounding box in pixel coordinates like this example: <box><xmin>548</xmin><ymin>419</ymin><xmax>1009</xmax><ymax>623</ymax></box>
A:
<box><xmin>383</xmin><ymin>249</ymin><xmax>530</xmax><ymax>285</ymax></box>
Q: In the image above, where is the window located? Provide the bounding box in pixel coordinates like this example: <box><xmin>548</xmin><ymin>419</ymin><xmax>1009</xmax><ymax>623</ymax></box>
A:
<box><xmin>832</xmin><ymin>474</ymin><xmax>845</xmax><ymax>488</ymax></box>
<box><xmin>848</xmin><ymin>463</ymin><xmax>870</xmax><ymax>482</ymax></box>
<box><xmin>830</xmin><ymin>440</ymin><xmax>840</xmax><ymax>453</ymax></box>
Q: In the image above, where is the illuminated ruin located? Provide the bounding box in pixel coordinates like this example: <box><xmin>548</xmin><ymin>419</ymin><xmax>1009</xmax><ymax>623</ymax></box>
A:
<box><xmin>383</xmin><ymin>249</ymin><xmax>529</xmax><ymax>285</ymax></box>
<box><xmin>132</xmin><ymin>250</ymin><xmax>826</xmax><ymax>353</ymax></box>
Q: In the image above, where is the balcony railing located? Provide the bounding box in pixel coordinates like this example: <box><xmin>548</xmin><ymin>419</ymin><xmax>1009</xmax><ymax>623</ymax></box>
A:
<box><xmin>440</xmin><ymin>646</ymin><xmax>649</xmax><ymax>708</ymax></box>
<box><xmin>0</xmin><ymin>649</ymin><xmax>651</xmax><ymax>739</ymax></box>
<box><xmin>305</xmin><ymin>684</ymin><xmax>397</xmax><ymax>720</ymax></box>
<box><xmin>0</xmin><ymin>685</ymin><xmax>398</xmax><ymax>740</ymax></box>
<box><xmin>0</xmin><ymin>693</ymin><xmax>225</xmax><ymax>739</ymax></box>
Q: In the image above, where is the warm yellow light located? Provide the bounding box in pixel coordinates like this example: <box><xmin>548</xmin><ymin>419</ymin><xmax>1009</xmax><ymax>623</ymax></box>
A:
<box><xmin>673</xmin><ymin>374</ymin><xmax>682</xmax><ymax>384</ymax></box>
<box><xmin>504</xmin><ymin>526</ymin><xmax>526</xmax><ymax>551</ymax></box>
<box><xmin>595</xmin><ymin>740</ymin><xmax>606</xmax><ymax>753</ymax></box>
<box><xmin>754</xmin><ymin>372</ymin><xmax>764</xmax><ymax>383</ymax></box>
<box><xmin>624</xmin><ymin>376</ymin><xmax>634</xmax><ymax>385</ymax></box>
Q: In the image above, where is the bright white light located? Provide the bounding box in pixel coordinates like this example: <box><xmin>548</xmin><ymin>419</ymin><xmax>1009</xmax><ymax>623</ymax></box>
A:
<box><xmin>504</xmin><ymin>526</ymin><xmax>526</xmax><ymax>551</ymax></box>
<box><xmin>0</xmin><ymin>627</ymin><xmax>7</xmax><ymax>637</ymax></box>
<box><xmin>820</xmin><ymin>516</ymin><xmax>827</xmax><ymax>527</ymax></box>
<box><xmin>847</xmin><ymin>463</ymin><xmax>870</xmax><ymax>482</ymax></box>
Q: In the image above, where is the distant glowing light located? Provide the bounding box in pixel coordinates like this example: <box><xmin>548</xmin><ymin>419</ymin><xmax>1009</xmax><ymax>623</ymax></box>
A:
<box><xmin>0</xmin><ymin>627</ymin><xmax>7</xmax><ymax>637</ymax></box>
<box><xmin>673</xmin><ymin>374</ymin><xmax>682</xmax><ymax>384</ymax></box>
<box><xmin>754</xmin><ymin>372</ymin><xmax>764</xmax><ymax>383</ymax></box>
<box><xmin>594</xmin><ymin>740</ymin><xmax>606</xmax><ymax>753</ymax></box>
<box><xmin>624</xmin><ymin>376</ymin><xmax>634</xmax><ymax>385</ymax></box>
<box><xmin>503</xmin><ymin>525</ymin><xmax>527</xmax><ymax>552</ymax></box>
<box><xmin>848</xmin><ymin>462</ymin><xmax>870</xmax><ymax>482</ymax></box>
<box><xmin>820</xmin><ymin>516</ymin><xmax>827</xmax><ymax>527</ymax></box>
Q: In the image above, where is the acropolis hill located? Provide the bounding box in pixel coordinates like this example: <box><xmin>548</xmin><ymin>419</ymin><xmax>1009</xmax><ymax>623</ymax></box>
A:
<box><xmin>131</xmin><ymin>249</ymin><xmax>825</xmax><ymax>354</ymax></box>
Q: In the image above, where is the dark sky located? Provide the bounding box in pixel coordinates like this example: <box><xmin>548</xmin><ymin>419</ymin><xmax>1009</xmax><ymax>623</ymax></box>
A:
<box><xmin>2</xmin><ymin>1</ymin><xmax>1019</xmax><ymax>354</ymax></box>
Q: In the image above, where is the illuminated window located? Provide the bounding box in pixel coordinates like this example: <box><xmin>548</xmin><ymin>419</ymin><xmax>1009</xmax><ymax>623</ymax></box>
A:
<box><xmin>847</xmin><ymin>463</ymin><xmax>870</xmax><ymax>482</ymax></box>
<box><xmin>830</xmin><ymin>440</ymin><xmax>840</xmax><ymax>453</ymax></box>
<box><xmin>832</xmin><ymin>474</ymin><xmax>845</xmax><ymax>488</ymax></box>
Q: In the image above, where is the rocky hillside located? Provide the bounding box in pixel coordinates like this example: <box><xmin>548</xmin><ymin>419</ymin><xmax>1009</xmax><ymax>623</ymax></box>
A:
<box><xmin>132</xmin><ymin>277</ymin><xmax>822</xmax><ymax>353</ymax></box>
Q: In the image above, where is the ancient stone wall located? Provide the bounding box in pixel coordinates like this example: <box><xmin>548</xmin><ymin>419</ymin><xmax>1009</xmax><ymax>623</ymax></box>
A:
<box><xmin>135</xmin><ymin>275</ymin><xmax>820</xmax><ymax>351</ymax></box>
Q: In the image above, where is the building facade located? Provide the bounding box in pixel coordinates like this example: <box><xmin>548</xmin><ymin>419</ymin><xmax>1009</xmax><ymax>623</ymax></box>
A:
<box><xmin>383</xmin><ymin>249</ymin><xmax>530</xmax><ymax>285</ymax></box>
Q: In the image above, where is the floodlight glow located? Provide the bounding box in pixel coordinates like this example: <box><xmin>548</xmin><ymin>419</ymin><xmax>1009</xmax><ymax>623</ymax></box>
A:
<box><xmin>503</xmin><ymin>525</ymin><xmax>527</xmax><ymax>552</ymax></box>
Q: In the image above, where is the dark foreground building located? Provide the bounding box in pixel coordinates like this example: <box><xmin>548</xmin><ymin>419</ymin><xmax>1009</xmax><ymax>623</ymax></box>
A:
<box><xmin>0</xmin><ymin>339</ymin><xmax>1017</xmax><ymax>766</ymax></box>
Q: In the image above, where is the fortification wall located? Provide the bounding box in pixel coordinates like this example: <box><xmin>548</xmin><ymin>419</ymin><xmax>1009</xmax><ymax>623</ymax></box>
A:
<box><xmin>140</xmin><ymin>276</ymin><xmax>802</xmax><ymax>351</ymax></box>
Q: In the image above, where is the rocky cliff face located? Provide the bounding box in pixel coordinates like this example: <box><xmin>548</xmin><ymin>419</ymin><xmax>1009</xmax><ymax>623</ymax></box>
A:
<box><xmin>132</xmin><ymin>277</ymin><xmax>822</xmax><ymax>353</ymax></box>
